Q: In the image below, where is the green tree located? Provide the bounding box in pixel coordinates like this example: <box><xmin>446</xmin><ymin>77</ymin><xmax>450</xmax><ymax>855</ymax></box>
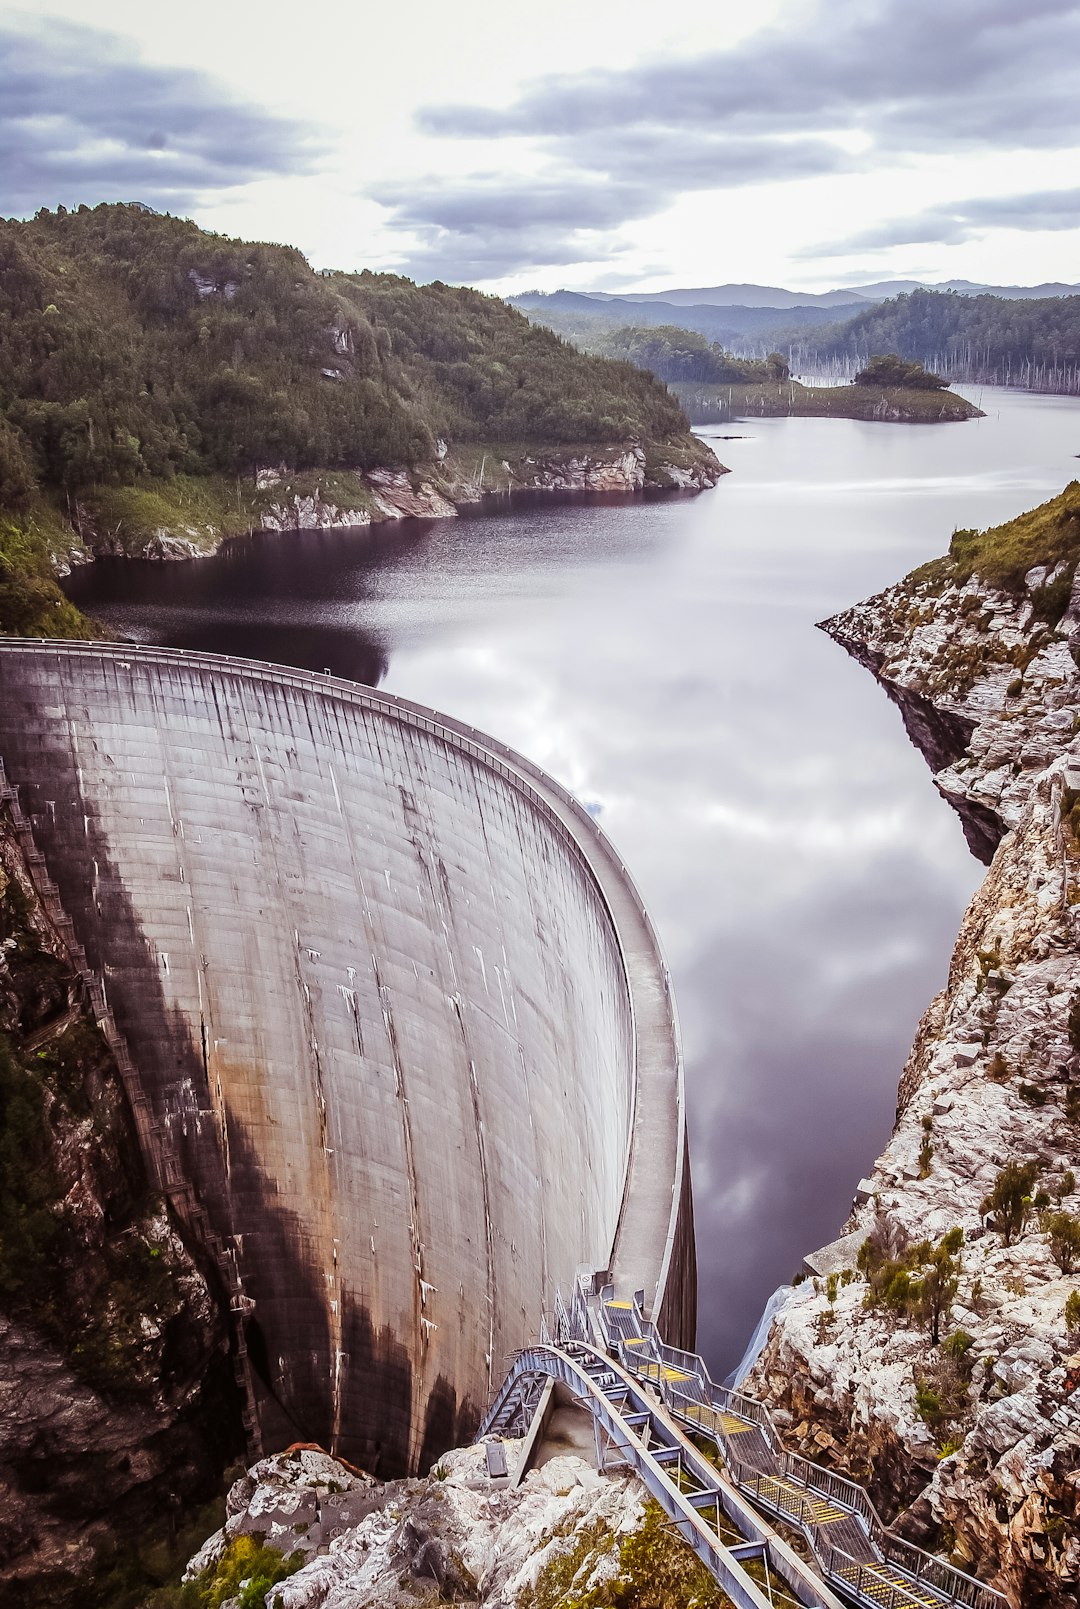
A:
<box><xmin>854</xmin><ymin>353</ymin><xmax>947</xmax><ymax>390</ymax></box>
<box><xmin>915</xmin><ymin>1235</ymin><xmax>962</xmax><ymax>1344</ymax></box>
<box><xmin>981</xmin><ymin>1159</ymin><xmax>1041</xmax><ymax>1245</ymax></box>
<box><xmin>1044</xmin><ymin>1210</ymin><xmax>1080</xmax><ymax>1273</ymax></box>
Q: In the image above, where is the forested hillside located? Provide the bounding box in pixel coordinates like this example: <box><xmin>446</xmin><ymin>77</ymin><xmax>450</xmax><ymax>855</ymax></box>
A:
<box><xmin>0</xmin><ymin>203</ymin><xmax>711</xmax><ymax>636</ymax></box>
<box><xmin>567</xmin><ymin>324</ymin><xmax>782</xmax><ymax>384</ymax></box>
<box><xmin>813</xmin><ymin>288</ymin><xmax>1080</xmax><ymax>393</ymax></box>
<box><xmin>0</xmin><ymin>204</ymin><xmax>691</xmax><ymax>497</ymax></box>
<box><xmin>512</xmin><ymin>289</ymin><xmax>851</xmax><ymax>352</ymax></box>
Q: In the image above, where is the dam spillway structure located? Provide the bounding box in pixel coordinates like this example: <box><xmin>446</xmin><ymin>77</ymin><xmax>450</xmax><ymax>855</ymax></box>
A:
<box><xmin>0</xmin><ymin>639</ymin><xmax>694</xmax><ymax>1475</ymax></box>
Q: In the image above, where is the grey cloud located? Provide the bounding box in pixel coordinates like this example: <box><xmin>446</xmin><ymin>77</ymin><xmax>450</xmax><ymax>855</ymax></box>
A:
<box><xmin>809</xmin><ymin>187</ymin><xmax>1080</xmax><ymax>254</ymax></box>
<box><xmin>375</xmin><ymin>133</ymin><xmax>856</xmax><ymax>282</ymax></box>
<box><xmin>372</xmin><ymin>175</ymin><xmax>656</xmax><ymax>236</ymax></box>
<box><xmin>420</xmin><ymin>0</ymin><xmax>1080</xmax><ymax>151</ymax></box>
<box><xmin>0</xmin><ymin>18</ymin><xmax>325</xmax><ymax>216</ymax></box>
<box><xmin>571</xmin><ymin>130</ymin><xmax>857</xmax><ymax>189</ymax></box>
<box><xmin>382</xmin><ymin>0</ymin><xmax>1080</xmax><ymax>280</ymax></box>
<box><xmin>373</xmin><ymin>174</ymin><xmax>658</xmax><ymax>281</ymax></box>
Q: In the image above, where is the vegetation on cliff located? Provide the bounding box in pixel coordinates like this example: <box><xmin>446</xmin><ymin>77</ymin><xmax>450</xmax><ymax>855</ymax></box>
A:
<box><xmin>0</xmin><ymin>844</ymin><xmax>186</xmax><ymax>1385</ymax></box>
<box><xmin>944</xmin><ymin>480</ymin><xmax>1080</xmax><ymax>591</ymax></box>
<box><xmin>0</xmin><ymin>508</ymin><xmax>101</xmax><ymax>638</ymax></box>
<box><xmin>671</xmin><ymin>375</ymin><xmax>977</xmax><ymax>426</ymax></box>
<box><xmin>0</xmin><ymin>205</ymin><xmax>691</xmax><ymax>489</ymax></box>
<box><xmin>0</xmin><ymin>202</ymin><xmax>711</xmax><ymax>636</ymax></box>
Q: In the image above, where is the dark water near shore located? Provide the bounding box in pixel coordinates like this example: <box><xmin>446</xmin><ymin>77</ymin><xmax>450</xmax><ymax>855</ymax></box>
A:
<box><xmin>66</xmin><ymin>387</ymin><xmax>1080</xmax><ymax>1376</ymax></box>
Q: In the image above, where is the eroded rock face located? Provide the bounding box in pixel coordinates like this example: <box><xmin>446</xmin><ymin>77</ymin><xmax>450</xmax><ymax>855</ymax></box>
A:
<box><xmin>0</xmin><ymin>809</ymin><xmax>241</xmax><ymax>1606</ymax></box>
<box><xmin>63</xmin><ymin>443</ymin><xmax>725</xmax><ymax>566</ymax></box>
<box><xmin>251</xmin><ymin>448</ymin><xmax>724</xmax><ymax>540</ymax></box>
<box><xmin>751</xmin><ymin>561</ymin><xmax>1080</xmax><ymax>1606</ymax></box>
<box><xmin>183</xmin><ymin>1444</ymin><xmax>646</xmax><ymax>1609</ymax></box>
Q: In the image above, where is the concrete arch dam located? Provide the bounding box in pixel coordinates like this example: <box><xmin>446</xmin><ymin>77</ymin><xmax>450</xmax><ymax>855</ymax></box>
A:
<box><xmin>0</xmin><ymin>641</ymin><xmax>694</xmax><ymax>1475</ymax></box>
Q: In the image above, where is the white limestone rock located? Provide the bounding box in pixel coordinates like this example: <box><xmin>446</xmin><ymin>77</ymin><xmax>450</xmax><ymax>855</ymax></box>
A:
<box><xmin>183</xmin><ymin>1444</ymin><xmax>646</xmax><ymax>1609</ymax></box>
<box><xmin>753</xmin><ymin>552</ymin><xmax>1080</xmax><ymax>1605</ymax></box>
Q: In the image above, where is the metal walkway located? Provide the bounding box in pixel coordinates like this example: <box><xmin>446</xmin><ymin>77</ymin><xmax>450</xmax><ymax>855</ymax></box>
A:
<box><xmin>478</xmin><ymin>1281</ymin><xmax>1005</xmax><ymax>1609</ymax></box>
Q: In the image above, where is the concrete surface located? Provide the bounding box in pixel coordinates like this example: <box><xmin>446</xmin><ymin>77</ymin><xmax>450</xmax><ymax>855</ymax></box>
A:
<box><xmin>0</xmin><ymin>641</ymin><xmax>693</xmax><ymax>1472</ymax></box>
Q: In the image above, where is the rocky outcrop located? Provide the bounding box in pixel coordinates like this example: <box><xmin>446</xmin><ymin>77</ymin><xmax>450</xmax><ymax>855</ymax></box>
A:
<box><xmin>242</xmin><ymin>447</ymin><xmax>723</xmax><ymax>545</ymax></box>
<box><xmin>0</xmin><ymin>805</ymin><xmax>241</xmax><ymax>1606</ymax></box>
<box><xmin>180</xmin><ymin>1444</ymin><xmax>652</xmax><ymax>1608</ymax></box>
<box><xmin>60</xmin><ymin>440</ymin><xmax>725</xmax><ymax>568</ymax></box>
<box><xmin>750</xmin><ymin>543</ymin><xmax>1080</xmax><ymax>1605</ymax></box>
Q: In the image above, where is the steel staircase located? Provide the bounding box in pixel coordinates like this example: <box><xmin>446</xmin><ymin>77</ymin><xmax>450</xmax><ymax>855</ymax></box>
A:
<box><xmin>476</xmin><ymin>1281</ymin><xmax>1006</xmax><ymax>1609</ymax></box>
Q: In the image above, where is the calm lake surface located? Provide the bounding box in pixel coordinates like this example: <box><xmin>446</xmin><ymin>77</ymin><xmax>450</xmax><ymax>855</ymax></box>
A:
<box><xmin>66</xmin><ymin>387</ymin><xmax>1080</xmax><ymax>1376</ymax></box>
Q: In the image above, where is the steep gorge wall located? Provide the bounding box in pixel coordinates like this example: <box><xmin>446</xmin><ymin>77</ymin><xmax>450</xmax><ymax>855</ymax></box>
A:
<box><xmin>750</xmin><ymin>554</ymin><xmax>1080</xmax><ymax>1606</ymax></box>
<box><xmin>0</xmin><ymin>794</ymin><xmax>239</xmax><ymax>1607</ymax></box>
<box><xmin>0</xmin><ymin>642</ymin><xmax>692</xmax><ymax>1491</ymax></box>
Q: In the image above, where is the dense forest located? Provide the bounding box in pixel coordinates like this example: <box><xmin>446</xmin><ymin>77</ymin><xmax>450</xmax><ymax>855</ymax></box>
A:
<box><xmin>809</xmin><ymin>288</ymin><xmax>1080</xmax><ymax>394</ymax></box>
<box><xmin>517</xmin><ymin>286</ymin><xmax>1080</xmax><ymax>398</ymax></box>
<box><xmin>0</xmin><ymin>203</ymin><xmax>692</xmax><ymax>504</ymax></box>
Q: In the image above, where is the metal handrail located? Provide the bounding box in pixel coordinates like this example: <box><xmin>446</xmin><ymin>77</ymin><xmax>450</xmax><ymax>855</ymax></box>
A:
<box><xmin>478</xmin><ymin>1337</ymin><xmax>843</xmax><ymax>1609</ymax></box>
<box><xmin>599</xmin><ymin>1284</ymin><xmax>1003</xmax><ymax>1609</ymax></box>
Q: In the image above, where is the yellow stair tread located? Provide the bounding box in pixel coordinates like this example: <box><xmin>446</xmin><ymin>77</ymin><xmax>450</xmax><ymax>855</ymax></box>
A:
<box><xmin>836</xmin><ymin>1563</ymin><xmax>940</xmax><ymax>1608</ymax></box>
<box><xmin>752</xmin><ymin>1474</ymin><xmax>847</xmax><ymax>1524</ymax></box>
<box><xmin>641</xmin><ymin>1360</ymin><xmax>696</xmax><ymax>1382</ymax></box>
<box><xmin>605</xmin><ymin>1299</ymin><xmax>632</xmax><ymax>1309</ymax></box>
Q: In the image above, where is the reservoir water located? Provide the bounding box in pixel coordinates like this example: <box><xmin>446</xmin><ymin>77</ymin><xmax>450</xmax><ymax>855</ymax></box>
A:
<box><xmin>65</xmin><ymin>387</ymin><xmax>1080</xmax><ymax>1376</ymax></box>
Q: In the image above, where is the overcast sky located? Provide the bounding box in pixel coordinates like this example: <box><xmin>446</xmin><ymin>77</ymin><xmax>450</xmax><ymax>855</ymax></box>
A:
<box><xmin>3</xmin><ymin>0</ymin><xmax>1080</xmax><ymax>294</ymax></box>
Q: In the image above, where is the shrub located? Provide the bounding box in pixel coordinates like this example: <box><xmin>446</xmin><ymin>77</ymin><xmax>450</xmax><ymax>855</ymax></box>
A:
<box><xmin>1069</xmin><ymin>993</ymin><xmax>1080</xmax><ymax>1055</ymax></box>
<box><xmin>915</xmin><ymin>1381</ymin><xmax>944</xmax><ymax>1423</ymax></box>
<box><xmin>854</xmin><ymin>353</ymin><xmax>947</xmax><ymax>390</ymax></box>
<box><xmin>198</xmin><ymin>1537</ymin><xmax>303</xmax><ymax>1609</ymax></box>
<box><xmin>1066</xmin><ymin>1290</ymin><xmax>1080</xmax><ymax>1332</ymax></box>
<box><xmin>861</xmin><ymin>1226</ymin><xmax>962</xmax><ymax>1342</ymax></box>
<box><xmin>981</xmin><ymin>1160</ymin><xmax>1041</xmax><ymax>1245</ymax></box>
<box><xmin>1044</xmin><ymin>1211</ymin><xmax>1080</xmax><ymax>1273</ymax></box>
<box><xmin>918</xmin><ymin>1114</ymin><xmax>934</xmax><ymax>1178</ymax></box>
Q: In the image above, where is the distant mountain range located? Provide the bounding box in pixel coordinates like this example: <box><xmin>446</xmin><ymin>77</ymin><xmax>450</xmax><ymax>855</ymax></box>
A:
<box><xmin>519</xmin><ymin>279</ymin><xmax>1080</xmax><ymax>311</ymax></box>
<box><xmin>509</xmin><ymin>279</ymin><xmax>1080</xmax><ymax>355</ymax></box>
<box><xmin>509</xmin><ymin>290</ymin><xmax>868</xmax><ymax>346</ymax></box>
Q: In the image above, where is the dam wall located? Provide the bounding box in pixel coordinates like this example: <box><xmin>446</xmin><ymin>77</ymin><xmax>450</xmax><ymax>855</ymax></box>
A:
<box><xmin>0</xmin><ymin>641</ymin><xmax>693</xmax><ymax>1474</ymax></box>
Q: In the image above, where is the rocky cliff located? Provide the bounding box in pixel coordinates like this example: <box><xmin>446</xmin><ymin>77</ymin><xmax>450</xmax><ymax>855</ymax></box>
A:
<box><xmin>749</xmin><ymin>485</ymin><xmax>1080</xmax><ymax>1607</ymax></box>
<box><xmin>0</xmin><ymin>796</ymin><xmax>242</xmax><ymax>1607</ymax></box>
<box><xmin>171</xmin><ymin>1441</ymin><xmax>719</xmax><ymax>1609</ymax></box>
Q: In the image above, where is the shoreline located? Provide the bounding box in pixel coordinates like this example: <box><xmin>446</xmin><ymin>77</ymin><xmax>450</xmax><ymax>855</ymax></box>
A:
<box><xmin>46</xmin><ymin>440</ymin><xmax>726</xmax><ymax>573</ymax></box>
